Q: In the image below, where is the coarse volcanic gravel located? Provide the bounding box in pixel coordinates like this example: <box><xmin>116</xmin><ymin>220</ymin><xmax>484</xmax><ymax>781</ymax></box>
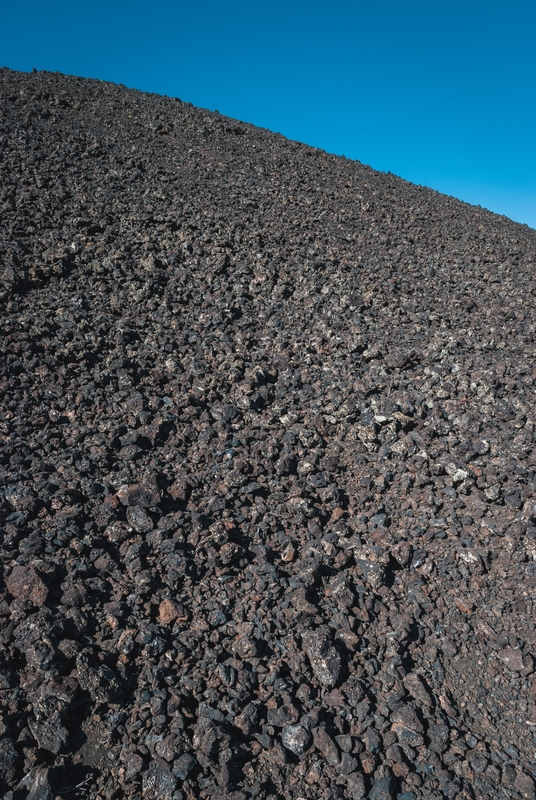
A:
<box><xmin>1</xmin><ymin>68</ymin><xmax>536</xmax><ymax>800</ymax></box>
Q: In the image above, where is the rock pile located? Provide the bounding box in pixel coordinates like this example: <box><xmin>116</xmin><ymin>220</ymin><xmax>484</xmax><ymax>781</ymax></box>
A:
<box><xmin>1</xmin><ymin>68</ymin><xmax>536</xmax><ymax>800</ymax></box>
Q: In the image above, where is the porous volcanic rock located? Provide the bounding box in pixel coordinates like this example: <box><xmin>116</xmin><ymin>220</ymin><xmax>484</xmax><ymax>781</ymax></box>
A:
<box><xmin>1</xmin><ymin>67</ymin><xmax>536</xmax><ymax>800</ymax></box>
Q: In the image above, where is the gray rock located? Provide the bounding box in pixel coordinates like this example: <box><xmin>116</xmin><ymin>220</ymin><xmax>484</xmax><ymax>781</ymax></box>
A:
<box><xmin>0</xmin><ymin>738</ymin><xmax>20</xmax><ymax>787</ymax></box>
<box><xmin>126</xmin><ymin>505</ymin><xmax>154</xmax><ymax>533</ymax></box>
<box><xmin>368</xmin><ymin>772</ymin><xmax>396</xmax><ymax>800</ymax></box>
<box><xmin>117</xmin><ymin>483</ymin><xmax>161</xmax><ymax>508</ymax></box>
<box><xmin>142</xmin><ymin>760</ymin><xmax>177</xmax><ymax>799</ymax></box>
<box><xmin>301</xmin><ymin>627</ymin><xmax>341</xmax><ymax>688</ymax></box>
<box><xmin>76</xmin><ymin>653</ymin><xmax>122</xmax><ymax>703</ymax></box>
<box><xmin>17</xmin><ymin>766</ymin><xmax>53</xmax><ymax>800</ymax></box>
<box><xmin>281</xmin><ymin>724</ymin><xmax>310</xmax><ymax>755</ymax></box>
<box><xmin>173</xmin><ymin>753</ymin><xmax>196</xmax><ymax>780</ymax></box>
<box><xmin>29</xmin><ymin>718</ymin><xmax>69</xmax><ymax>755</ymax></box>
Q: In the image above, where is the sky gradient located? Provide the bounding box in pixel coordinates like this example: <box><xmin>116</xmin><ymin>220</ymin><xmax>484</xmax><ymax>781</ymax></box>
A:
<box><xmin>2</xmin><ymin>0</ymin><xmax>535</xmax><ymax>229</ymax></box>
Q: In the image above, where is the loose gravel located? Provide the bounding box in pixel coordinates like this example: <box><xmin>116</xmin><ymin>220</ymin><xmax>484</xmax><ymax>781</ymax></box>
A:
<box><xmin>1</xmin><ymin>67</ymin><xmax>536</xmax><ymax>800</ymax></box>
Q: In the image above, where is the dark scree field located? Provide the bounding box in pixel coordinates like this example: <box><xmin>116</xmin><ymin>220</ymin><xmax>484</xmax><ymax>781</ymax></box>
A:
<box><xmin>1</xmin><ymin>68</ymin><xmax>536</xmax><ymax>800</ymax></box>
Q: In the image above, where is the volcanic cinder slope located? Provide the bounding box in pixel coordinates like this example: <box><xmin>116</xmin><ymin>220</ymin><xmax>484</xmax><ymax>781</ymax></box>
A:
<box><xmin>1</xmin><ymin>68</ymin><xmax>536</xmax><ymax>800</ymax></box>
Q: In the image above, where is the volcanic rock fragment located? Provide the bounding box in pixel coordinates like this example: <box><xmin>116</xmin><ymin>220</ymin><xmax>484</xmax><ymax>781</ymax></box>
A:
<box><xmin>16</xmin><ymin>766</ymin><xmax>53</xmax><ymax>800</ymax></box>
<box><xmin>6</xmin><ymin>565</ymin><xmax>48</xmax><ymax>607</ymax></box>
<box><xmin>126</xmin><ymin>505</ymin><xmax>154</xmax><ymax>533</ymax></box>
<box><xmin>369</xmin><ymin>770</ymin><xmax>396</xmax><ymax>800</ymax></box>
<box><xmin>402</xmin><ymin>673</ymin><xmax>433</xmax><ymax>706</ymax></box>
<box><xmin>498</xmin><ymin>647</ymin><xmax>526</xmax><ymax>673</ymax></box>
<box><xmin>76</xmin><ymin>653</ymin><xmax>122</xmax><ymax>703</ymax></box>
<box><xmin>29</xmin><ymin>716</ymin><xmax>69</xmax><ymax>755</ymax></box>
<box><xmin>141</xmin><ymin>759</ymin><xmax>177</xmax><ymax>799</ymax></box>
<box><xmin>390</xmin><ymin>705</ymin><xmax>424</xmax><ymax>747</ymax></box>
<box><xmin>312</xmin><ymin>725</ymin><xmax>340</xmax><ymax>765</ymax></box>
<box><xmin>234</xmin><ymin>702</ymin><xmax>258</xmax><ymax>736</ymax></box>
<box><xmin>281</xmin><ymin>724</ymin><xmax>311</xmax><ymax>755</ymax></box>
<box><xmin>301</xmin><ymin>627</ymin><xmax>341</xmax><ymax>688</ymax></box>
<box><xmin>117</xmin><ymin>483</ymin><xmax>160</xmax><ymax>508</ymax></box>
<box><xmin>0</xmin><ymin>738</ymin><xmax>20</xmax><ymax>789</ymax></box>
<box><xmin>173</xmin><ymin>752</ymin><xmax>196</xmax><ymax>780</ymax></box>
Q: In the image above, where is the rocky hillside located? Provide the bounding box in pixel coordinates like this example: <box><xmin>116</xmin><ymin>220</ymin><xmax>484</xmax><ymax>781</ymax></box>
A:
<box><xmin>1</xmin><ymin>67</ymin><xmax>536</xmax><ymax>800</ymax></box>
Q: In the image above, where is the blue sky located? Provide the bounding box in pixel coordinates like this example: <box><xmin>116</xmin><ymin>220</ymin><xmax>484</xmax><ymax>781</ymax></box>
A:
<box><xmin>2</xmin><ymin>0</ymin><xmax>535</xmax><ymax>229</ymax></box>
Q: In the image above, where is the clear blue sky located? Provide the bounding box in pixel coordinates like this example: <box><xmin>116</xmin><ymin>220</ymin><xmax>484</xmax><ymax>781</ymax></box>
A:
<box><xmin>2</xmin><ymin>0</ymin><xmax>535</xmax><ymax>229</ymax></box>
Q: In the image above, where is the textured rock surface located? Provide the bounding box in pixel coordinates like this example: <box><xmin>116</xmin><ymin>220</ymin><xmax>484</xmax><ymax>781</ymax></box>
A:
<box><xmin>1</xmin><ymin>67</ymin><xmax>536</xmax><ymax>799</ymax></box>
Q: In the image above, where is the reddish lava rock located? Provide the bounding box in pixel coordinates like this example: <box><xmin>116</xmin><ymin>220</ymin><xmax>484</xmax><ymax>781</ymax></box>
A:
<box><xmin>5</xmin><ymin>565</ymin><xmax>48</xmax><ymax>607</ymax></box>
